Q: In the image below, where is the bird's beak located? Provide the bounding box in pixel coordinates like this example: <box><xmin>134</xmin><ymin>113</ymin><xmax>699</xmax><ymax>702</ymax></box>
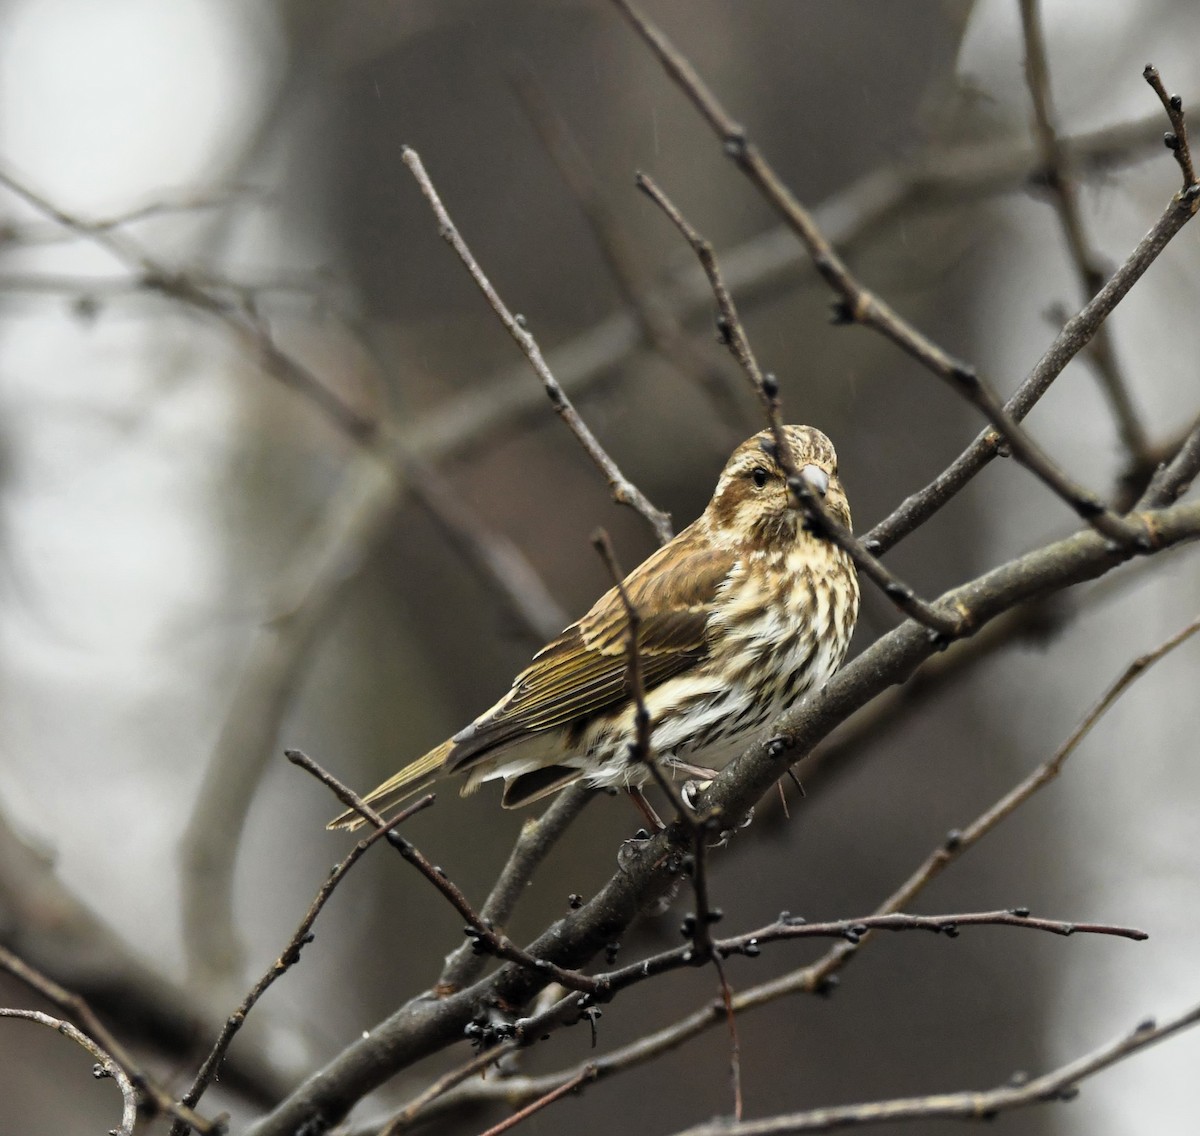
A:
<box><xmin>799</xmin><ymin>464</ymin><xmax>829</xmax><ymax>498</ymax></box>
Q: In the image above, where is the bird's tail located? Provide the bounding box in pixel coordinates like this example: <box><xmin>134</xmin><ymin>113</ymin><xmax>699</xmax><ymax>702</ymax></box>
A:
<box><xmin>326</xmin><ymin>740</ymin><xmax>453</xmax><ymax>831</ymax></box>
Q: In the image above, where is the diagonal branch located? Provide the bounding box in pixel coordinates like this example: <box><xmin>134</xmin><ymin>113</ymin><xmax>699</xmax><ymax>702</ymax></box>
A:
<box><xmin>1018</xmin><ymin>0</ymin><xmax>1150</xmax><ymax>465</ymax></box>
<box><xmin>664</xmin><ymin>1001</ymin><xmax>1200</xmax><ymax>1135</ymax></box>
<box><xmin>400</xmin><ymin>146</ymin><xmax>673</xmax><ymax>545</ymax></box>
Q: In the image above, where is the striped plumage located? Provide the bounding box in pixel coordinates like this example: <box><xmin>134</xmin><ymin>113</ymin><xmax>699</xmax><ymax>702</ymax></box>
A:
<box><xmin>329</xmin><ymin>425</ymin><xmax>858</xmax><ymax>831</ymax></box>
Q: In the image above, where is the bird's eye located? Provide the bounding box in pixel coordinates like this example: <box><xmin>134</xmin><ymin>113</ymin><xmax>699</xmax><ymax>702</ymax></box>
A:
<box><xmin>750</xmin><ymin>467</ymin><xmax>769</xmax><ymax>489</ymax></box>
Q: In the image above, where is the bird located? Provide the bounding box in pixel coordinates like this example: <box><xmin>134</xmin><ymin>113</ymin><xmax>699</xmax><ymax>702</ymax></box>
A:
<box><xmin>328</xmin><ymin>424</ymin><xmax>859</xmax><ymax>831</ymax></box>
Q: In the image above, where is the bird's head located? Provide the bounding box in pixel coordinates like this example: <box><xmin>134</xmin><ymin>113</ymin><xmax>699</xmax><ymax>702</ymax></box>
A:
<box><xmin>705</xmin><ymin>424</ymin><xmax>850</xmax><ymax>545</ymax></box>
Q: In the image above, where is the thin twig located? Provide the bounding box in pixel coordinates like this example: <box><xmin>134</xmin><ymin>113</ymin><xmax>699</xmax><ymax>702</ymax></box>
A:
<box><xmin>0</xmin><ymin>1007</ymin><xmax>138</xmax><ymax>1136</ymax></box>
<box><xmin>0</xmin><ymin>946</ymin><xmax>216</xmax><ymax>1133</ymax></box>
<box><xmin>1140</xmin><ymin>414</ymin><xmax>1200</xmax><ymax>507</ymax></box>
<box><xmin>400</xmin><ymin>146</ymin><xmax>673</xmax><ymax>545</ymax></box>
<box><xmin>285</xmin><ymin>749</ymin><xmax>604</xmax><ymax>996</ymax></box>
<box><xmin>475</xmin><ymin>1063</ymin><xmax>598</xmax><ymax>1136</ymax></box>
<box><xmin>170</xmin><ymin>795</ymin><xmax>436</xmax><ymax>1134</ymax></box>
<box><xmin>589</xmin><ymin>528</ymin><xmax>693</xmax><ymax>821</ymax></box>
<box><xmin>1144</xmin><ymin>65</ymin><xmax>1198</xmax><ymax>191</ymax></box>
<box><xmin>634</xmin><ymin>170</ymin><xmax>965</xmax><ymax>639</ymax></box>
<box><xmin>592</xmin><ymin>525</ymin><xmax>741</xmax><ymax>1115</ymax></box>
<box><xmin>664</xmin><ymin>1001</ymin><xmax>1200</xmax><ymax>1135</ymax></box>
<box><xmin>611</xmin><ymin>0</ymin><xmax>1164</xmax><ymax>548</ymax></box>
<box><xmin>1019</xmin><ymin>0</ymin><xmax>1149</xmax><ymax>464</ymax></box>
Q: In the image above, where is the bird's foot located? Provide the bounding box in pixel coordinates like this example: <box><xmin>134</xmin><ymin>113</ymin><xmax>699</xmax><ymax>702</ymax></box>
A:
<box><xmin>712</xmin><ymin>806</ymin><xmax>755</xmax><ymax>847</ymax></box>
<box><xmin>680</xmin><ymin>778</ymin><xmax>714</xmax><ymax>810</ymax></box>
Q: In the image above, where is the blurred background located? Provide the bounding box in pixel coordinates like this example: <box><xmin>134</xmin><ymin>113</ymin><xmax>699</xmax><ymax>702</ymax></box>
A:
<box><xmin>0</xmin><ymin>1</ymin><xmax>1198</xmax><ymax>1133</ymax></box>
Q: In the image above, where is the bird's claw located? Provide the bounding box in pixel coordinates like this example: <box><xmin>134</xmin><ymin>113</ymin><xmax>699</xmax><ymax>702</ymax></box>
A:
<box><xmin>680</xmin><ymin>778</ymin><xmax>714</xmax><ymax>809</ymax></box>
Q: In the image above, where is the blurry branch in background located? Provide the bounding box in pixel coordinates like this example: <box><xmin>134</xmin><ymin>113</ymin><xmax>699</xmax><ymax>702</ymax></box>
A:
<box><xmin>0</xmin><ymin>1007</ymin><xmax>137</xmax><ymax>1136</ymax></box>
<box><xmin>509</xmin><ymin>62</ymin><xmax>754</xmax><ymax>434</ymax></box>
<box><xmin>0</xmin><ymin>183</ymin><xmax>267</xmax><ymax>248</ymax></box>
<box><xmin>1018</xmin><ymin>0</ymin><xmax>1150</xmax><ymax>468</ymax></box>
<box><xmin>407</xmin><ymin>459</ymin><xmax>568</xmax><ymax>644</ymax></box>
<box><xmin>180</xmin><ymin>453</ymin><xmax>403</xmax><ymax>989</ymax></box>
<box><xmin>666</xmin><ymin>1002</ymin><xmax>1200</xmax><ymax>1136</ymax></box>
<box><xmin>0</xmin><ymin>803</ymin><xmax>290</xmax><ymax>1105</ymax></box>
<box><xmin>0</xmin><ymin>167</ymin><xmax>379</xmax><ymax>445</ymax></box>
<box><xmin>400</xmin><ymin>145</ymin><xmax>675</xmax><ymax>545</ymax></box>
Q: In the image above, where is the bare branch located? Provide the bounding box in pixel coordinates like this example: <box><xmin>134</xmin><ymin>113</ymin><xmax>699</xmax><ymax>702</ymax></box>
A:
<box><xmin>245</xmin><ymin>495</ymin><xmax>1200</xmax><ymax>1136</ymax></box>
<box><xmin>400</xmin><ymin>146</ymin><xmax>673</xmax><ymax>545</ymax></box>
<box><xmin>0</xmin><ymin>1008</ymin><xmax>138</xmax><ymax>1136</ymax></box>
<box><xmin>664</xmin><ymin>1002</ymin><xmax>1200</xmax><ymax>1135</ymax></box>
<box><xmin>286</xmin><ymin>749</ymin><xmax>604</xmax><ymax>996</ymax></box>
<box><xmin>408</xmin><ymin>458</ymin><xmax>568</xmax><ymax>644</ymax></box>
<box><xmin>1144</xmin><ymin>65</ymin><xmax>1198</xmax><ymax>191</ymax></box>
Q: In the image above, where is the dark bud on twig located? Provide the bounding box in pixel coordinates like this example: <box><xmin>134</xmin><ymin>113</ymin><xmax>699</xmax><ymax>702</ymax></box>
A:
<box><xmin>568</xmin><ymin>893</ymin><xmax>584</xmax><ymax>909</ymax></box>
<box><xmin>1164</xmin><ymin>132</ymin><xmax>1180</xmax><ymax>152</ymax></box>
<box><xmin>943</xmin><ymin>829</ymin><xmax>963</xmax><ymax>851</ymax></box>
<box><xmin>1010</xmin><ymin>906</ymin><xmax>1031</xmax><ymax>918</ymax></box>
<box><xmin>761</xmin><ymin>372</ymin><xmax>779</xmax><ymax>399</ymax></box>
<box><xmin>829</xmin><ymin>299</ymin><xmax>854</xmax><ymax>325</ymax></box>
<box><xmin>92</xmin><ymin>1064</ymin><xmax>112</xmax><ymax>1080</ymax></box>
<box><xmin>1170</xmin><ymin>94</ymin><xmax>1183</xmax><ymax>110</ymax></box>
<box><xmin>722</xmin><ymin>128</ymin><xmax>748</xmax><ymax>159</ymax></box>
<box><xmin>814</xmin><ymin>974</ymin><xmax>839</xmax><ymax>998</ymax></box>
<box><xmin>766</xmin><ymin>735</ymin><xmax>792</xmax><ymax>760</ymax></box>
<box><xmin>1135</xmin><ymin>1017</ymin><xmax>1157</xmax><ymax>1033</ymax></box>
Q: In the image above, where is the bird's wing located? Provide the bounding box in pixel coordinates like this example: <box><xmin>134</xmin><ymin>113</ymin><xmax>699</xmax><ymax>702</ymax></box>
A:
<box><xmin>446</xmin><ymin>536</ymin><xmax>735</xmax><ymax>770</ymax></box>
